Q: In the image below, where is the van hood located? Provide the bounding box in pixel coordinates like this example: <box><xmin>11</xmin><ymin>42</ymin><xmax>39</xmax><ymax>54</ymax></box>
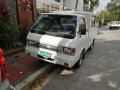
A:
<box><xmin>27</xmin><ymin>33</ymin><xmax>76</xmax><ymax>47</ymax></box>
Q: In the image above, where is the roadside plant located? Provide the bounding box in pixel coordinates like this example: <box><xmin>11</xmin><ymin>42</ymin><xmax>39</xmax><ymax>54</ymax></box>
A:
<box><xmin>0</xmin><ymin>21</ymin><xmax>20</xmax><ymax>49</ymax></box>
<box><xmin>7</xmin><ymin>25</ymin><xmax>19</xmax><ymax>38</ymax></box>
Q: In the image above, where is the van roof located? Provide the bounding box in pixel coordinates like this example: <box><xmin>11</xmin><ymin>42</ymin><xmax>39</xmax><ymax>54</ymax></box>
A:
<box><xmin>42</xmin><ymin>13</ymin><xmax>85</xmax><ymax>18</ymax></box>
<box><xmin>42</xmin><ymin>10</ymin><xmax>98</xmax><ymax>19</ymax></box>
<box><xmin>53</xmin><ymin>10</ymin><xmax>92</xmax><ymax>14</ymax></box>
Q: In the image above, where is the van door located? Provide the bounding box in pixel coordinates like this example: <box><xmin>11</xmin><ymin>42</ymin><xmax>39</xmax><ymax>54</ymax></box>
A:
<box><xmin>77</xmin><ymin>18</ymin><xmax>89</xmax><ymax>53</ymax></box>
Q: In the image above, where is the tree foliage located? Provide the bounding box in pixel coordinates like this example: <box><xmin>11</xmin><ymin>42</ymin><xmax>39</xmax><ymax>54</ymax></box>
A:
<box><xmin>0</xmin><ymin>21</ymin><xmax>19</xmax><ymax>49</ymax></box>
<box><xmin>106</xmin><ymin>2</ymin><xmax>120</xmax><ymax>12</ymax></box>
<box><xmin>105</xmin><ymin>2</ymin><xmax>120</xmax><ymax>23</ymax></box>
<box><xmin>89</xmin><ymin>0</ymin><xmax>99</xmax><ymax>11</ymax></box>
<box><xmin>99</xmin><ymin>11</ymin><xmax>108</xmax><ymax>25</ymax></box>
<box><xmin>99</xmin><ymin>2</ymin><xmax>120</xmax><ymax>25</ymax></box>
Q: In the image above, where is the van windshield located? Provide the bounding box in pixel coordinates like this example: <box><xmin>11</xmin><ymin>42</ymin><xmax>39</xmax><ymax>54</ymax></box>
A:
<box><xmin>30</xmin><ymin>14</ymin><xmax>77</xmax><ymax>39</ymax></box>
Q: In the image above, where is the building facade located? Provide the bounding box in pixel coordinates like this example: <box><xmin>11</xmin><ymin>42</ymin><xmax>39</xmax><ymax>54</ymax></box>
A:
<box><xmin>36</xmin><ymin>0</ymin><xmax>63</xmax><ymax>13</ymax></box>
<box><xmin>63</xmin><ymin>0</ymin><xmax>84</xmax><ymax>11</ymax></box>
<box><xmin>36</xmin><ymin>0</ymin><xmax>88</xmax><ymax>13</ymax></box>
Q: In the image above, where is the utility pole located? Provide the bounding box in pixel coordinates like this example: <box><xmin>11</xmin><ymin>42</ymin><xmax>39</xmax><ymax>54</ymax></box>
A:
<box><xmin>75</xmin><ymin>0</ymin><xmax>78</xmax><ymax>10</ymax></box>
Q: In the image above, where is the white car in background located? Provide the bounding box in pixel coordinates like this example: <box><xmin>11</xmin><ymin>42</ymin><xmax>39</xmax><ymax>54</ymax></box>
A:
<box><xmin>118</xmin><ymin>21</ymin><xmax>120</xmax><ymax>28</ymax></box>
<box><xmin>108</xmin><ymin>21</ymin><xmax>120</xmax><ymax>29</ymax></box>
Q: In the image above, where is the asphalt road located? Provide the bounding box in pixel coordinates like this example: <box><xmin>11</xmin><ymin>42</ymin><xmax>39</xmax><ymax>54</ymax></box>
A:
<box><xmin>41</xmin><ymin>27</ymin><xmax>120</xmax><ymax>90</ymax></box>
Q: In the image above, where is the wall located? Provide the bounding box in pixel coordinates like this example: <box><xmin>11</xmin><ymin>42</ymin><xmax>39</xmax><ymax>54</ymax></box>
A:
<box><xmin>17</xmin><ymin>0</ymin><xmax>36</xmax><ymax>31</ymax></box>
<box><xmin>0</xmin><ymin>0</ymin><xmax>8</xmax><ymax>21</ymax></box>
<box><xmin>6</xmin><ymin>0</ymin><xmax>18</xmax><ymax>25</ymax></box>
<box><xmin>0</xmin><ymin>0</ymin><xmax>18</xmax><ymax>24</ymax></box>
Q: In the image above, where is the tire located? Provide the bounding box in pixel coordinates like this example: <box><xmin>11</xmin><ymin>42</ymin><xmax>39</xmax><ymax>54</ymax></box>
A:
<box><xmin>88</xmin><ymin>39</ymin><xmax>95</xmax><ymax>51</ymax></box>
<box><xmin>109</xmin><ymin>27</ymin><xmax>111</xmax><ymax>29</ymax></box>
<box><xmin>74</xmin><ymin>50</ymin><xmax>85</xmax><ymax>69</ymax></box>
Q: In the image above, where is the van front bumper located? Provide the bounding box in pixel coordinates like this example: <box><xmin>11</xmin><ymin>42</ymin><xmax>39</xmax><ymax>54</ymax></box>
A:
<box><xmin>25</xmin><ymin>46</ymin><xmax>77</xmax><ymax>68</ymax></box>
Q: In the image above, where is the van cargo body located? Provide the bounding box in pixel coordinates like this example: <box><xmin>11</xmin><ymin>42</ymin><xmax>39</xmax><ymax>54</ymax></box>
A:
<box><xmin>25</xmin><ymin>11</ymin><xmax>98</xmax><ymax>68</ymax></box>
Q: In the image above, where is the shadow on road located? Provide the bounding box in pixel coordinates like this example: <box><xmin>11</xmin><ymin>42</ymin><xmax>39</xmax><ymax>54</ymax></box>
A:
<box><xmin>105</xmin><ymin>40</ymin><xmax>120</xmax><ymax>44</ymax></box>
<box><xmin>99</xmin><ymin>26</ymin><xmax>120</xmax><ymax>31</ymax></box>
<box><xmin>98</xmin><ymin>31</ymin><xmax>103</xmax><ymax>35</ymax></box>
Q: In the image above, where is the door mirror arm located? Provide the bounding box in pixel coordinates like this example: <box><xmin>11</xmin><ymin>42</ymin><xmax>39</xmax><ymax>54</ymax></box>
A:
<box><xmin>77</xmin><ymin>31</ymin><xmax>81</xmax><ymax>37</ymax></box>
<box><xmin>81</xmin><ymin>29</ymin><xmax>86</xmax><ymax>35</ymax></box>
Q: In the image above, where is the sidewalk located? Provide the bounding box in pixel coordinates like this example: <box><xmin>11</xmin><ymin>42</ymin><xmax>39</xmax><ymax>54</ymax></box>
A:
<box><xmin>4</xmin><ymin>47</ymin><xmax>25</xmax><ymax>57</ymax></box>
<box><xmin>5</xmin><ymin>48</ymin><xmax>55</xmax><ymax>90</ymax></box>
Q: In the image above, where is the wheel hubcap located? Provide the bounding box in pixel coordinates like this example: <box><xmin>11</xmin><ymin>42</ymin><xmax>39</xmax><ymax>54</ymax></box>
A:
<box><xmin>79</xmin><ymin>53</ymin><xmax>83</xmax><ymax>65</ymax></box>
<box><xmin>79</xmin><ymin>59</ymin><xmax>82</xmax><ymax>65</ymax></box>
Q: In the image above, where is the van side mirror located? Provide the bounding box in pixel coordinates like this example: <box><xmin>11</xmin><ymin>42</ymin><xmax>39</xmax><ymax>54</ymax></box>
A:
<box><xmin>77</xmin><ymin>31</ymin><xmax>81</xmax><ymax>37</ymax></box>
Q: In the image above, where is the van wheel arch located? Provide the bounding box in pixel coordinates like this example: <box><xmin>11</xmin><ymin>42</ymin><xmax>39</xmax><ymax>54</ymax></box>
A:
<box><xmin>93</xmin><ymin>39</ymin><xmax>95</xmax><ymax>46</ymax></box>
<box><xmin>73</xmin><ymin>49</ymin><xmax>85</xmax><ymax>69</ymax></box>
<box><xmin>88</xmin><ymin>39</ymin><xmax>95</xmax><ymax>51</ymax></box>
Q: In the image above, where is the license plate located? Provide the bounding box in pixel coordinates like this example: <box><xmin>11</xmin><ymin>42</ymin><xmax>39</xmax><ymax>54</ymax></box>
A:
<box><xmin>38</xmin><ymin>50</ymin><xmax>51</xmax><ymax>59</ymax></box>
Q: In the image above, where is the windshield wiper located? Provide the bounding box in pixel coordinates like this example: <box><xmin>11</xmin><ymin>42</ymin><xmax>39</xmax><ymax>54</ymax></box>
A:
<box><xmin>63</xmin><ymin>34</ymin><xmax>75</xmax><ymax>39</ymax></box>
<box><xmin>57</xmin><ymin>31</ymin><xmax>75</xmax><ymax>39</ymax></box>
<box><xmin>30</xmin><ymin>30</ymin><xmax>46</xmax><ymax>35</ymax></box>
<box><xmin>46</xmin><ymin>31</ymin><xmax>58</xmax><ymax>36</ymax></box>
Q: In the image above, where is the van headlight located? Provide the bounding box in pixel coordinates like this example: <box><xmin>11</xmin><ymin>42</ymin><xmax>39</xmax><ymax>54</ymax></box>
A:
<box><xmin>28</xmin><ymin>40</ymin><xmax>34</xmax><ymax>46</ymax></box>
<box><xmin>63</xmin><ymin>47</ymin><xmax>76</xmax><ymax>56</ymax></box>
<box><xmin>28</xmin><ymin>40</ymin><xmax>40</xmax><ymax>47</ymax></box>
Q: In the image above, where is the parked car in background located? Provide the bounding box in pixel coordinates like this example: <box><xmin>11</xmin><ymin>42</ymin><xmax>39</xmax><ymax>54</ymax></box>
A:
<box><xmin>118</xmin><ymin>21</ymin><xmax>120</xmax><ymax>28</ymax></box>
<box><xmin>0</xmin><ymin>48</ymin><xmax>10</xmax><ymax>90</ymax></box>
<box><xmin>107</xmin><ymin>22</ymin><xmax>111</xmax><ymax>26</ymax></box>
<box><xmin>108</xmin><ymin>21</ymin><xmax>120</xmax><ymax>29</ymax></box>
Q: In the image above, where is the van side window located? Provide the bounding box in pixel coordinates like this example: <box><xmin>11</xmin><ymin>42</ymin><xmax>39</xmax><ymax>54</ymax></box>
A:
<box><xmin>79</xmin><ymin>18</ymin><xmax>86</xmax><ymax>35</ymax></box>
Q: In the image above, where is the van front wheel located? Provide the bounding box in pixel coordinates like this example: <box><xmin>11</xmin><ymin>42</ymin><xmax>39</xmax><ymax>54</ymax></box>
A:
<box><xmin>74</xmin><ymin>50</ymin><xmax>85</xmax><ymax>69</ymax></box>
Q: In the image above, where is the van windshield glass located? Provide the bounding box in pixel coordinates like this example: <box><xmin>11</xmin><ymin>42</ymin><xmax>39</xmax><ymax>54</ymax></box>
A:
<box><xmin>30</xmin><ymin>14</ymin><xmax>77</xmax><ymax>39</ymax></box>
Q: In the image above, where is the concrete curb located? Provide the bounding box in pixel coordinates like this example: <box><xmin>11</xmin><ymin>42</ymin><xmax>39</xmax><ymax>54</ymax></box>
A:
<box><xmin>6</xmin><ymin>52</ymin><xmax>27</xmax><ymax>64</ymax></box>
<box><xmin>15</xmin><ymin>64</ymin><xmax>56</xmax><ymax>90</ymax></box>
<box><xmin>4</xmin><ymin>47</ymin><xmax>25</xmax><ymax>57</ymax></box>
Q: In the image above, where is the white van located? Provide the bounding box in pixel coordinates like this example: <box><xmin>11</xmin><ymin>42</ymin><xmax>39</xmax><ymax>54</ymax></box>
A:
<box><xmin>25</xmin><ymin>11</ymin><xmax>98</xmax><ymax>68</ymax></box>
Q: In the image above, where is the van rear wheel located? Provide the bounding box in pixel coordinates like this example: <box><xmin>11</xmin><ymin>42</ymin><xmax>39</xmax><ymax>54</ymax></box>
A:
<box><xmin>88</xmin><ymin>39</ymin><xmax>95</xmax><ymax>51</ymax></box>
<box><xmin>74</xmin><ymin>50</ymin><xmax>85</xmax><ymax>69</ymax></box>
